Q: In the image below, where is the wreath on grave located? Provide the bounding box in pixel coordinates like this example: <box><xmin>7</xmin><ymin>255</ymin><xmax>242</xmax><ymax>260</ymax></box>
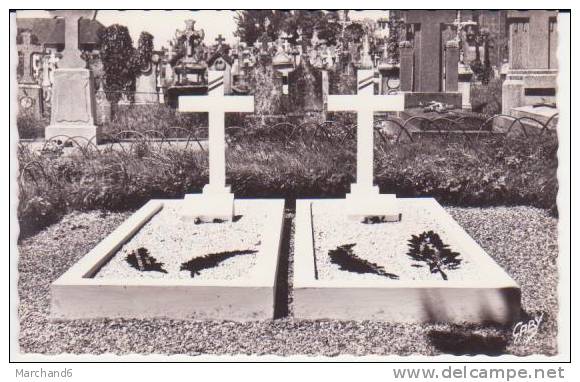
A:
<box><xmin>407</xmin><ymin>231</ymin><xmax>461</xmax><ymax>280</ymax></box>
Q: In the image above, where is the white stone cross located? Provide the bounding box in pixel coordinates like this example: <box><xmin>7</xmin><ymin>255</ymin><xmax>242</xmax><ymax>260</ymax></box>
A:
<box><xmin>178</xmin><ymin>70</ymin><xmax>254</xmax><ymax>220</ymax></box>
<box><xmin>327</xmin><ymin>69</ymin><xmax>405</xmax><ymax>221</ymax></box>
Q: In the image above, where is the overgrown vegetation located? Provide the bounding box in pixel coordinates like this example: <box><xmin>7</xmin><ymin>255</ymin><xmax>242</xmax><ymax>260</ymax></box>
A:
<box><xmin>16</xmin><ymin>126</ymin><xmax>558</xmax><ymax>239</ymax></box>
<box><xmin>101</xmin><ymin>103</ymin><xmax>208</xmax><ymax>137</ymax></box>
<box><xmin>470</xmin><ymin>78</ymin><xmax>503</xmax><ymax>116</ymax></box>
<box><xmin>16</xmin><ymin>112</ymin><xmax>48</xmax><ymax>139</ymax></box>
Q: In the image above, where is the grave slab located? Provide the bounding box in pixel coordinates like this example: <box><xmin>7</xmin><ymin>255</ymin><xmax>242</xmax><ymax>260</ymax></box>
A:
<box><xmin>294</xmin><ymin>199</ymin><xmax>521</xmax><ymax>323</ymax></box>
<box><xmin>51</xmin><ymin>199</ymin><xmax>285</xmax><ymax>321</ymax></box>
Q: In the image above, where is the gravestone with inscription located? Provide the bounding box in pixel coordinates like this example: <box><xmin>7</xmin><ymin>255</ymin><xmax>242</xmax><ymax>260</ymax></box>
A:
<box><xmin>45</xmin><ymin>10</ymin><xmax>100</xmax><ymax>143</ymax></box>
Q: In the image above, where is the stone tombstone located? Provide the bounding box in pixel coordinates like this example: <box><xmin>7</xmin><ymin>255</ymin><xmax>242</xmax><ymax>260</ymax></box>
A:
<box><xmin>404</xmin><ymin>10</ymin><xmax>457</xmax><ymax>92</ymax></box>
<box><xmin>502</xmin><ymin>11</ymin><xmax>558</xmax><ymax>114</ymax></box>
<box><xmin>178</xmin><ymin>71</ymin><xmax>254</xmax><ymax>221</ymax></box>
<box><xmin>45</xmin><ymin>10</ymin><xmax>100</xmax><ymax>143</ymax></box>
<box><xmin>327</xmin><ymin>69</ymin><xmax>405</xmax><ymax>221</ymax></box>
<box><xmin>17</xmin><ymin>29</ymin><xmax>44</xmax><ymax>117</ymax></box>
<box><xmin>135</xmin><ymin>63</ymin><xmax>159</xmax><ymax>104</ymax></box>
<box><xmin>444</xmin><ymin>40</ymin><xmax>459</xmax><ymax>92</ymax></box>
<box><xmin>321</xmin><ymin>69</ymin><xmax>329</xmax><ymax>119</ymax></box>
<box><xmin>398</xmin><ymin>41</ymin><xmax>414</xmax><ymax>92</ymax></box>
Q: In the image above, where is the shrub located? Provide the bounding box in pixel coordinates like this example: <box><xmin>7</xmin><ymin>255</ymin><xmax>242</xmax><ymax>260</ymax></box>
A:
<box><xmin>16</xmin><ymin>113</ymin><xmax>48</xmax><ymax>139</ymax></box>
<box><xmin>16</xmin><ymin>129</ymin><xmax>558</xmax><ymax>239</ymax></box>
<box><xmin>470</xmin><ymin>78</ymin><xmax>503</xmax><ymax>116</ymax></box>
<box><xmin>101</xmin><ymin>103</ymin><xmax>208</xmax><ymax>137</ymax></box>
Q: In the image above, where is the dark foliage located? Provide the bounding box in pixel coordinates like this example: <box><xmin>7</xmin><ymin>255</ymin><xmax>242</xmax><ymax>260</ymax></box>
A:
<box><xmin>98</xmin><ymin>24</ymin><xmax>138</xmax><ymax>105</ymax></box>
<box><xmin>16</xmin><ymin>113</ymin><xmax>48</xmax><ymax>139</ymax></box>
<box><xmin>180</xmin><ymin>250</ymin><xmax>257</xmax><ymax>278</ymax></box>
<box><xmin>126</xmin><ymin>247</ymin><xmax>168</xmax><ymax>273</ymax></box>
<box><xmin>471</xmin><ymin>78</ymin><xmax>503</xmax><ymax>115</ymax></box>
<box><xmin>16</xmin><ymin>129</ymin><xmax>558</xmax><ymax>238</ymax></box>
<box><xmin>328</xmin><ymin>244</ymin><xmax>399</xmax><ymax>279</ymax></box>
<box><xmin>407</xmin><ymin>231</ymin><xmax>461</xmax><ymax>281</ymax></box>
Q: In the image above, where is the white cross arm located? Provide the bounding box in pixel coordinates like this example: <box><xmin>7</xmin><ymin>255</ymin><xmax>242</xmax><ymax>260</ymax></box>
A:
<box><xmin>327</xmin><ymin>94</ymin><xmax>406</xmax><ymax>112</ymax></box>
<box><xmin>179</xmin><ymin>96</ymin><xmax>254</xmax><ymax>113</ymax></box>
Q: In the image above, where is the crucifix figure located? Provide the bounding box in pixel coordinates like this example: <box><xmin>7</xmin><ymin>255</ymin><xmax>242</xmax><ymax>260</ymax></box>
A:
<box><xmin>179</xmin><ymin>71</ymin><xmax>254</xmax><ymax>221</ymax></box>
<box><xmin>327</xmin><ymin>69</ymin><xmax>405</xmax><ymax>221</ymax></box>
<box><xmin>17</xmin><ymin>30</ymin><xmax>44</xmax><ymax>84</ymax></box>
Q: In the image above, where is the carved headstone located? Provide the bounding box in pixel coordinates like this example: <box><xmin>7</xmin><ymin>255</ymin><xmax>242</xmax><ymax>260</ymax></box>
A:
<box><xmin>45</xmin><ymin>10</ymin><xmax>100</xmax><ymax>143</ymax></box>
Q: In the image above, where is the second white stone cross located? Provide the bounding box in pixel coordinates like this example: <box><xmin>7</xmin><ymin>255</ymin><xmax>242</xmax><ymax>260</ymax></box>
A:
<box><xmin>179</xmin><ymin>70</ymin><xmax>254</xmax><ymax>221</ymax></box>
<box><xmin>327</xmin><ymin>69</ymin><xmax>405</xmax><ymax>221</ymax></box>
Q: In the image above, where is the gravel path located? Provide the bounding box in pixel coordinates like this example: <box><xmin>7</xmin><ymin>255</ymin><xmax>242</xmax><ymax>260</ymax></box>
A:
<box><xmin>17</xmin><ymin>206</ymin><xmax>559</xmax><ymax>356</ymax></box>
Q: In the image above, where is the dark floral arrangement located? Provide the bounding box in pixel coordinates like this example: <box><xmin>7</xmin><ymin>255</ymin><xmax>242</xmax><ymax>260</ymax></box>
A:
<box><xmin>329</xmin><ymin>244</ymin><xmax>399</xmax><ymax>279</ymax></box>
<box><xmin>407</xmin><ymin>231</ymin><xmax>461</xmax><ymax>280</ymax></box>
<box><xmin>180</xmin><ymin>250</ymin><xmax>257</xmax><ymax>278</ymax></box>
<box><xmin>126</xmin><ymin>247</ymin><xmax>168</xmax><ymax>273</ymax></box>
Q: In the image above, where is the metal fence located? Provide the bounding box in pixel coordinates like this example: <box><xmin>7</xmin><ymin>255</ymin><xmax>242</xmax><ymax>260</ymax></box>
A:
<box><xmin>19</xmin><ymin>111</ymin><xmax>558</xmax><ymax>157</ymax></box>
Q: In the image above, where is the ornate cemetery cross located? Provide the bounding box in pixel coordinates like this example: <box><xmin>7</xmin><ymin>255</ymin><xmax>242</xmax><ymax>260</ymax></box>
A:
<box><xmin>17</xmin><ymin>30</ymin><xmax>44</xmax><ymax>84</ymax></box>
<box><xmin>179</xmin><ymin>71</ymin><xmax>254</xmax><ymax>220</ymax></box>
<box><xmin>327</xmin><ymin>69</ymin><xmax>405</xmax><ymax>221</ymax></box>
<box><xmin>215</xmin><ymin>34</ymin><xmax>226</xmax><ymax>48</ymax></box>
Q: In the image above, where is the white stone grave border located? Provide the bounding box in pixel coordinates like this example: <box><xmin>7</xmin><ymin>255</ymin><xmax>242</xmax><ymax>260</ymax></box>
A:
<box><xmin>294</xmin><ymin>198</ymin><xmax>521</xmax><ymax>324</ymax></box>
<box><xmin>51</xmin><ymin>199</ymin><xmax>285</xmax><ymax>321</ymax></box>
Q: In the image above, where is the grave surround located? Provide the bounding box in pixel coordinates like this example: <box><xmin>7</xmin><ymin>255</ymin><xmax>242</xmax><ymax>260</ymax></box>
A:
<box><xmin>51</xmin><ymin>69</ymin><xmax>286</xmax><ymax>321</ymax></box>
<box><xmin>51</xmin><ymin>199</ymin><xmax>284</xmax><ymax>320</ymax></box>
<box><xmin>294</xmin><ymin>67</ymin><xmax>521</xmax><ymax>322</ymax></box>
<box><xmin>294</xmin><ymin>198</ymin><xmax>521</xmax><ymax>323</ymax></box>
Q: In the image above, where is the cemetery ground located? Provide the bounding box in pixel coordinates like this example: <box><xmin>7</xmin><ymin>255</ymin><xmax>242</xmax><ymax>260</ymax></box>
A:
<box><xmin>18</xmin><ymin>206</ymin><xmax>557</xmax><ymax>356</ymax></box>
<box><xmin>16</xmin><ymin>121</ymin><xmax>559</xmax><ymax>356</ymax></box>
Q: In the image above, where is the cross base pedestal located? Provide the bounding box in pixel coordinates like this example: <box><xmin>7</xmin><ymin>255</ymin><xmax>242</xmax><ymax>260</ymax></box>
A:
<box><xmin>345</xmin><ymin>184</ymin><xmax>400</xmax><ymax>222</ymax></box>
<box><xmin>181</xmin><ymin>185</ymin><xmax>235</xmax><ymax>222</ymax></box>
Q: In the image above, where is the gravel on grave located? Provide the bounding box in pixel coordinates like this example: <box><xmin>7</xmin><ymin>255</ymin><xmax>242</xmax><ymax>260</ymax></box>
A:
<box><xmin>95</xmin><ymin>203</ymin><xmax>267</xmax><ymax>280</ymax></box>
<box><xmin>312</xmin><ymin>202</ymin><xmax>479</xmax><ymax>281</ymax></box>
<box><xmin>17</xmin><ymin>206</ymin><xmax>558</xmax><ymax>356</ymax></box>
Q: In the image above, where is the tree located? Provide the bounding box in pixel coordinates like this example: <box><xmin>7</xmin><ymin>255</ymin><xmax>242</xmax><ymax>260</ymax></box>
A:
<box><xmin>98</xmin><ymin>24</ymin><xmax>138</xmax><ymax>110</ymax></box>
<box><xmin>343</xmin><ymin>23</ymin><xmax>365</xmax><ymax>44</ymax></box>
<box><xmin>233</xmin><ymin>10</ymin><xmax>287</xmax><ymax>45</ymax></box>
<box><xmin>135</xmin><ymin>31</ymin><xmax>154</xmax><ymax>72</ymax></box>
<box><xmin>314</xmin><ymin>12</ymin><xmax>341</xmax><ymax>46</ymax></box>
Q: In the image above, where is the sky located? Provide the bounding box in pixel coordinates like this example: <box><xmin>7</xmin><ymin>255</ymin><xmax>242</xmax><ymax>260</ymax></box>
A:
<box><xmin>16</xmin><ymin>10</ymin><xmax>389</xmax><ymax>50</ymax></box>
